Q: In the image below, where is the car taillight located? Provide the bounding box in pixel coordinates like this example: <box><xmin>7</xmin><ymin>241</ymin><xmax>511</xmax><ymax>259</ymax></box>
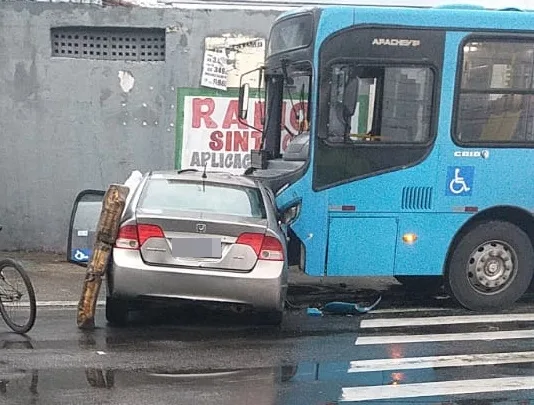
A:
<box><xmin>236</xmin><ymin>233</ymin><xmax>284</xmax><ymax>261</ymax></box>
<box><xmin>236</xmin><ymin>233</ymin><xmax>264</xmax><ymax>256</ymax></box>
<box><xmin>115</xmin><ymin>225</ymin><xmax>139</xmax><ymax>250</ymax></box>
<box><xmin>259</xmin><ymin>235</ymin><xmax>284</xmax><ymax>261</ymax></box>
<box><xmin>115</xmin><ymin>224</ymin><xmax>165</xmax><ymax>250</ymax></box>
<box><xmin>137</xmin><ymin>224</ymin><xmax>165</xmax><ymax>246</ymax></box>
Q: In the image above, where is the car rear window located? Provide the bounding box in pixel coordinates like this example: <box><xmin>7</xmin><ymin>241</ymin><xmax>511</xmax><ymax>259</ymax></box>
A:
<box><xmin>137</xmin><ymin>179</ymin><xmax>267</xmax><ymax>218</ymax></box>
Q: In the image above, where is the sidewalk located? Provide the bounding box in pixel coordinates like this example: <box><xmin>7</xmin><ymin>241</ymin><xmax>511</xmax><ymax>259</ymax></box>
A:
<box><xmin>0</xmin><ymin>251</ymin><xmax>398</xmax><ymax>307</ymax></box>
<box><xmin>1</xmin><ymin>251</ymin><xmax>91</xmax><ymax>305</ymax></box>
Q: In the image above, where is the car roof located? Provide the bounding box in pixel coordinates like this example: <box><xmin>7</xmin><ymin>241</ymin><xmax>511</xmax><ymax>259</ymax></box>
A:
<box><xmin>148</xmin><ymin>170</ymin><xmax>260</xmax><ymax>188</ymax></box>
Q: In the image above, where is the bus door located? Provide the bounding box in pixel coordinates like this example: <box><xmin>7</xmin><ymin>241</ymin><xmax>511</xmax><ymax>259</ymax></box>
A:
<box><xmin>317</xmin><ymin>62</ymin><xmax>437</xmax><ymax>277</ymax></box>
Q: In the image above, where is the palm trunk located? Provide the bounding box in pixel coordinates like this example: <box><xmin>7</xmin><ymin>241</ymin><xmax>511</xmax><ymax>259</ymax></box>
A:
<box><xmin>77</xmin><ymin>184</ymin><xmax>129</xmax><ymax>329</ymax></box>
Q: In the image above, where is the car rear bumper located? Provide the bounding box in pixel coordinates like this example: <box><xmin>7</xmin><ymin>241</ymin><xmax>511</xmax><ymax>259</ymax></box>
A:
<box><xmin>108</xmin><ymin>249</ymin><xmax>287</xmax><ymax>311</ymax></box>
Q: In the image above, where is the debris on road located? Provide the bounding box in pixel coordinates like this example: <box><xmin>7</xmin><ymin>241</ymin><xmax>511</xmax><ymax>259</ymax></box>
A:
<box><xmin>307</xmin><ymin>296</ymin><xmax>382</xmax><ymax>317</ymax></box>
<box><xmin>306</xmin><ymin>307</ymin><xmax>323</xmax><ymax>317</ymax></box>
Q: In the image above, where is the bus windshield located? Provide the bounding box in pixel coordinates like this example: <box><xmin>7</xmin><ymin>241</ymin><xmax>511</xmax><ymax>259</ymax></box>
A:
<box><xmin>267</xmin><ymin>14</ymin><xmax>313</xmax><ymax>57</ymax></box>
<box><xmin>262</xmin><ymin>62</ymin><xmax>312</xmax><ymax>159</ymax></box>
<box><xmin>281</xmin><ymin>69</ymin><xmax>311</xmax><ymax>139</ymax></box>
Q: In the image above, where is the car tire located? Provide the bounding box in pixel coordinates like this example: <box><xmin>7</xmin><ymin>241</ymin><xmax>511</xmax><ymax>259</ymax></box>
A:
<box><xmin>447</xmin><ymin>220</ymin><xmax>534</xmax><ymax>311</ymax></box>
<box><xmin>106</xmin><ymin>296</ymin><xmax>129</xmax><ymax>326</ymax></box>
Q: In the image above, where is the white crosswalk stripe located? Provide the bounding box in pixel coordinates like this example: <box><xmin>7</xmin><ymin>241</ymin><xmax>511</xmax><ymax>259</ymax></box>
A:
<box><xmin>340</xmin><ymin>376</ymin><xmax>534</xmax><ymax>402</ymax></box>
<box><xmin>339</xmin><ymin>310</ymin><xmax>534</xmax><ymax>402</ymax></box>
<box><xmin>348</xmin><ymin>351</ymin><xmax>534</xmax><ymax>373</ymax></box>
<box><xmin>360</xmin><ymin>312</ymin><xmax>534</xmax><ymax>328</ymax></box>
<box><xmin>355</xmin><ymin>329</ymin><xmax>534</xmax><ymax>345</ymax></box>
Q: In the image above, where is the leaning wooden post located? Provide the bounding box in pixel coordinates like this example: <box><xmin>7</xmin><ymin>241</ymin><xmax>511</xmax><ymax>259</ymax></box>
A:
<box><xmin>77</xmin><ymin>184</ymin><xmax>129</xmax><ymax>329</ymax></box>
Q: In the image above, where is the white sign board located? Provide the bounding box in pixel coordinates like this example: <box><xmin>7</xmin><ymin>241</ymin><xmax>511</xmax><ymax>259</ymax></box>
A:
<box><xmin>178</xmin><ymin>93</ymin><xmax>308</xmax><ymax>174</ymax></box>
<box><xmin>201</xmin><ymin>36</ymin><xmax>265</xmax><ymax>91</ymax></box>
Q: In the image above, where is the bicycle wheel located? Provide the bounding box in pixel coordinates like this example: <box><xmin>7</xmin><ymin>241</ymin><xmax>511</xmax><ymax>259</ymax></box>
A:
<box><xmin>0</xmin><ymin>259</ymin><xmax>36</xmax><ymax>334</ymax></box>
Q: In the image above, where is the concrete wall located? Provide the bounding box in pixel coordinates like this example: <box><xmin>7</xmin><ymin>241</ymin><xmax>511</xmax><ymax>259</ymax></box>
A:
<box><xmin>0</xmin><ymin>1</ymin><xmax>280</xmax><ymax>252</ymax></box>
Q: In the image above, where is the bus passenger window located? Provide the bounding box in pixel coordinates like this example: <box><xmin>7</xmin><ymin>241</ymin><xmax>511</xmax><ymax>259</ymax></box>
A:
<box><xmin>456</xmin><ymin>40</ymin><xmax>534</xmax><ymax>144</ymax></box>
<box><xmin>326</xmin><ymin>64</ymin><xmax>434</xmax><ymax>144</ymax></box>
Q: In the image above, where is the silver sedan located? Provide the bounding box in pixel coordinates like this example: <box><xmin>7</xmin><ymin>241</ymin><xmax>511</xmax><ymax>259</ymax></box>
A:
<box><xmin>105</xmin><ymin>170</ymin><xmax>288</xmax><ymax>326</ymax></box>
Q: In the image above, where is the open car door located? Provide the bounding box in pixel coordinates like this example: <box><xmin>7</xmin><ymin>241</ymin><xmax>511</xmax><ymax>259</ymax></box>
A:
<box><xmin>67</xmin><ymin>189</ymin><xmax>105</xmax><ymax>266</ymax></box>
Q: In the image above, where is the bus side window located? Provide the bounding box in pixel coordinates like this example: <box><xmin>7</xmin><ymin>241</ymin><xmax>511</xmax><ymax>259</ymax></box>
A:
<box><xmin>456</xmin><ymin>40</ymin><xmax>534</xmax><ymax>144</ymax></box>
<box><xmin>325</xmin><ymin>64</ymin><xmax>433</xmax><ymax>144</ymax></box>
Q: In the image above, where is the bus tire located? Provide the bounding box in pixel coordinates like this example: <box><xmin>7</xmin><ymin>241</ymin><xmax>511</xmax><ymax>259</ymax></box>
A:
<box><xmin>447</xmin><ymin>220</ymin><xmax>534</xmax><ymax>311</ymax></box>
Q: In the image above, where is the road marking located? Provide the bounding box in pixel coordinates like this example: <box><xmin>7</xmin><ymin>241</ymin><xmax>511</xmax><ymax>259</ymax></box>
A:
<box><xmin>348</xmin><ymin>351</ymin><xmax>534</xmax><ymax>373</ymax></box>
<box><xmin>340</xmin><ymin>376</ymin><xmax>534</xmax><ymax>402</ymax></box>
<box><xmin>2</xmin><ymin>300</ymin><xmax>106</xmax><ymax>308</ymax></box>
<box><xmin>37</xmin><ymin>300</ymin><xmax>105</xmax><ymax>307</ymax></box>
<box><xmin>360</xmin><ymin>313</ymin><xmax>534</xmax><ymax>328</ymax></box>
<box><xmin>355</xmin><ymin>329</ymin><xmax>534</xmax><ymax>345</ymax></box>
<box><xmin>370</xmin><ymin>307</ymin><xmax>451</xmax><ymax>314</ymax></box>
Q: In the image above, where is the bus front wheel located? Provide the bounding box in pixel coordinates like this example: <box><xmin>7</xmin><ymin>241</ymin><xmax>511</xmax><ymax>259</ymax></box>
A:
<box><xmin>447</xmin><ymin>220</ymin><xmax>534</xmax><ymax>311</ymax></box>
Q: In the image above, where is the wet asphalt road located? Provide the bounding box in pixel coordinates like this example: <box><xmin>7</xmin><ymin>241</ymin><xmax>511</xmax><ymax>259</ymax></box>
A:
<box><xmin>4</xmin><ymin>287</ymin><xmax>534</xmax><ymax>404</ymax></box>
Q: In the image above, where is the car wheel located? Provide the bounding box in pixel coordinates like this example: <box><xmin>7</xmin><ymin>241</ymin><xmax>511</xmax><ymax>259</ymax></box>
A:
<box><xmin>106</xmin><ymin>296</ymin><xmax>129</xmax><ymax>326</ymax></box>
<box><xmin>447</xmin><ymin>220</ymin><xmax>534</xmax><ymax>311</ymax></box>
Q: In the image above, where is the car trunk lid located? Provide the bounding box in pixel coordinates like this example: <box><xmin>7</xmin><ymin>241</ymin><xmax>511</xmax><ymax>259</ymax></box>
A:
<box><xmin>134</xmin><ymin>209</ymin><xmax>268</xmax><ymax>271</ymax></box>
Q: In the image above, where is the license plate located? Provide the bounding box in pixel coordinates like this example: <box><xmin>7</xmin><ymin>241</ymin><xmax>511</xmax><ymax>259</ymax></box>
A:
<box><xmin>171</xmin><ymin>237</ymin><xmax>222</xmax><ymax>259</ymax></box>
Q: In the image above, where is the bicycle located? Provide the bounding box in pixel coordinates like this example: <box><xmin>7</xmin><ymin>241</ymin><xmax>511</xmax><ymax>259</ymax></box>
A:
<box><xmin>0</xmin><ymin>227</ymin><xmax>37</xmax><ymax>334</ymax></box>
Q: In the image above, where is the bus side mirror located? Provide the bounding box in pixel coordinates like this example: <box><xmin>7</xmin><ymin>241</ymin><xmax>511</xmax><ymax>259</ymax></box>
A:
<box><xmin>238</xmin><ymin>83</ymin><xmax>250</xmax><ymax>120</ymax></box>
<box><xmin>343</xmin><ymin>79</ymin><xmax>358</xmax><ymax>116</ymax></box>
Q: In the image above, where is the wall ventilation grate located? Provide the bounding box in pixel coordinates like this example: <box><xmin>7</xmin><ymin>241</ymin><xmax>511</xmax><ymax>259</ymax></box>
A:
<box><xmin>51</xmin><ymin>27</ymin><xmax>166</xmax><ymax>61</ymax></box>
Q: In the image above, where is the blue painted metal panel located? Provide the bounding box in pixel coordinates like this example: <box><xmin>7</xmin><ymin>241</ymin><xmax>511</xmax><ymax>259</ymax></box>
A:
<box><xmin>343</xmin><ymin>6</ymin><xmax>534</xmax><ymax>33</ymax></box>
<box><xmin>276</xmin><ymin>176</ymin><xmax>329</xmax><ymax>276</ymax></box>
<box><xmin>275</xmin><ymin>6</ymin><xmax>534</xmax><ymax>280</ymax></box>
<box><xmin>326</xmin><ymin>216</ymin><xmax>398</xmax><ymax>276</ymax></box>
<box><xmin>394</xmin><ymin>213</ymin><xmax>471</xmax><ymax>276</ymax></box>
<box><xmin>275</xmin><ymin>7</ymin><xmax>354</xmax><ymax>277</ymax></box>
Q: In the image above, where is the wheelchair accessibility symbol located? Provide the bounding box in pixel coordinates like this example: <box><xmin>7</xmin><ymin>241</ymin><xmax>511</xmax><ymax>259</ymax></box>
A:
<box><xmin>446</xmin><ymin>166</ymin><xmax>474</xmax><ymax>196</ymax></box>
<box><xmin>72</xmin><ymin>248</ymin><xmax>91</xmax><ymax>262</ymax></box>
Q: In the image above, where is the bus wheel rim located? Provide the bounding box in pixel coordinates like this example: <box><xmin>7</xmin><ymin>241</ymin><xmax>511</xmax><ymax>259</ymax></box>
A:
<box><xmin>466</xmin><ymin>239</ymin><xmax>517</xmax><ymax>295</ymax></box>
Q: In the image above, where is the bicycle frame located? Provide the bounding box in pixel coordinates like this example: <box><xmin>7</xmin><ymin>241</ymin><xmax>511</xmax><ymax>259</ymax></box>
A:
<box><xmin>0</xmin><ymin>276</ymin><xmax>23</xmax><ymax>304</ymax></box>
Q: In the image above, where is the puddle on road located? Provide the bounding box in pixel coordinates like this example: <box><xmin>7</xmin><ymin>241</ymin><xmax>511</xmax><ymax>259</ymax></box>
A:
<box><xmin>1</xmin><ymin>361</ymin><xmax>534</xmax><ymax>405</ymax></box>
<box><xmin>5</xmin><ymin>316</ymin><xmax>534</xmax><ymax>403</ymax></box>
<box><xmin>0</xmin><ymin>364</ymin><xmax>301</xmax><ymax>405</ymax></box>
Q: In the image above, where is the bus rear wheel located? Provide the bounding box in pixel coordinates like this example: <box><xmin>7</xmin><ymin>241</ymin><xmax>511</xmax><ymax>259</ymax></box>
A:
<box><xmin>447</xmin><ymin>220</ymin><xmax>534</xmax><ymax>311</ymax></box>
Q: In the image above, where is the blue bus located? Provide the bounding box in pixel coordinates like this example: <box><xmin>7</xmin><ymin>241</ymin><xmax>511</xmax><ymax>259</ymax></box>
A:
<box><xmin>237</xmin><ymin>3</ymin><xmax>534</xmax><ymax>311</ymax></box>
